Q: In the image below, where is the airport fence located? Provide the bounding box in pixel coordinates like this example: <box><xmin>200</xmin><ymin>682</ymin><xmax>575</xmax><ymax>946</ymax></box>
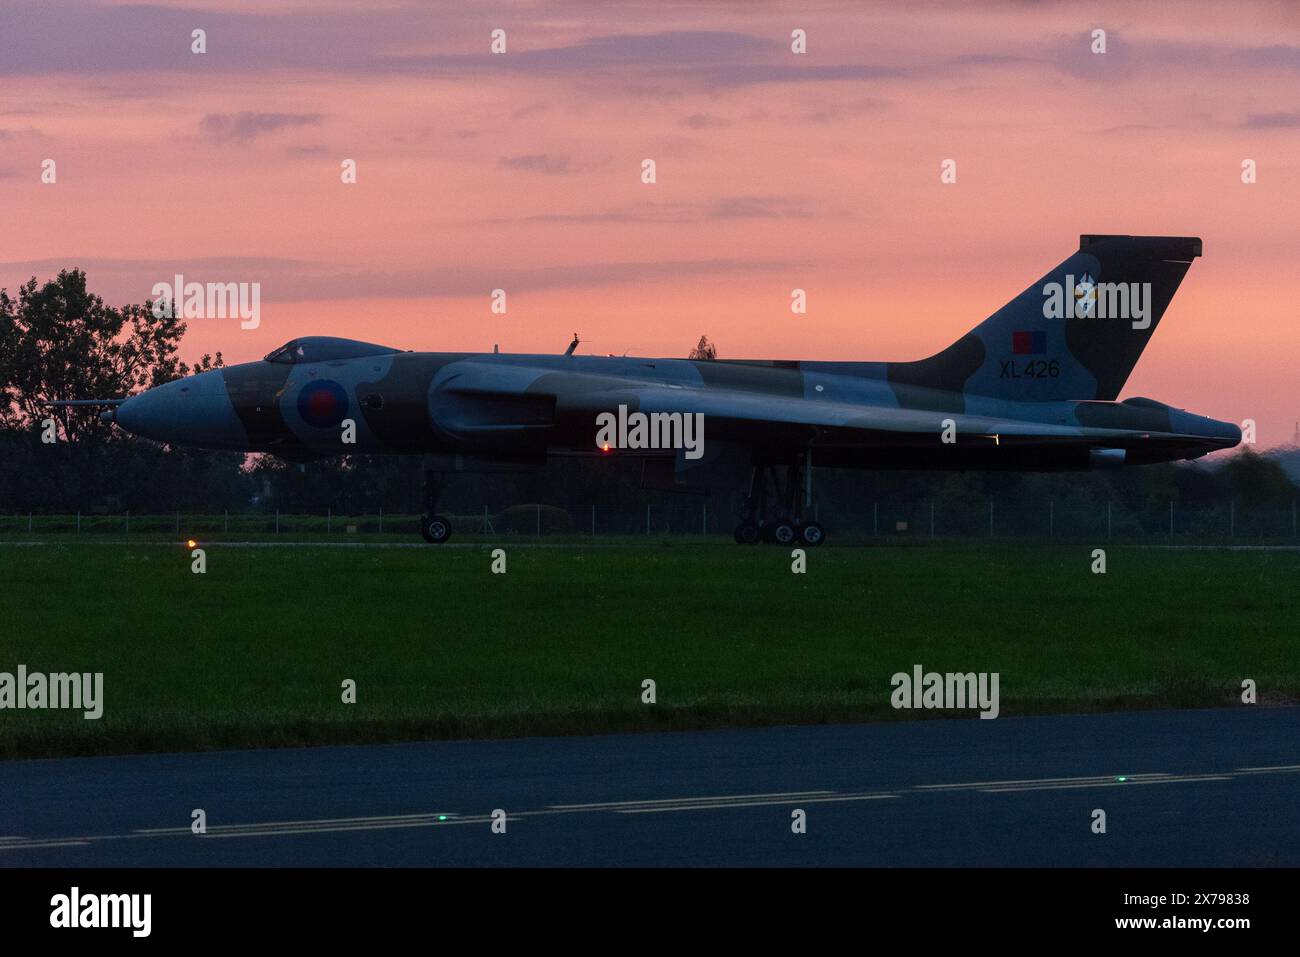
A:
<box><xmin>1</xmin><ymin>500</ymin><xmax>1297</xmax><ymax>544</ymax></box>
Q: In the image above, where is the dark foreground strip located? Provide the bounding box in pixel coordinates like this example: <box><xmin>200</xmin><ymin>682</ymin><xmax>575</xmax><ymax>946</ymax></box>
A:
<box><xmin>0</xmin><ymin>866</ymin><xmax>1280</xmax><ymax>944</ymax></box>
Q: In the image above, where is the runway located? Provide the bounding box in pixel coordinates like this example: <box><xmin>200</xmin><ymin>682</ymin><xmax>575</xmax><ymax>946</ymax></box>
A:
<box><xmin>2</xmin><ymin>707</ymin><xmax>1298</xmax><ymax>866</ymax></box>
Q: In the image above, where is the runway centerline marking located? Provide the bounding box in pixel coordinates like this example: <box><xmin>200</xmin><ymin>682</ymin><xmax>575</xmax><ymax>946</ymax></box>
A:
<box><xmin>915</xmin><ymin>773</ymin><xmax>1171</xmax><ymax>790</ymax></box>
<box><xmin>135</xmin><ymin>811</ymin><xmax>461</xmax><ymax>834</ymax></box>
<box><xmin>980</xmin><ymin>774</ymin><xmax>1234</xmax><ymax>793</ymax></box>
<box><xmin>198</xmin><ymin>818</ymin><xmax>497</xmax><ymax>839</ymax></box>
<box><xmin>550</xmin><ymin>790</ymin><xmax>834</xmax><ymax>809</ymax></box>
<box><xmin>616</xmin><ymin>793</ymin><xmax>898</xmax><ymax>813</ymax></box>
<box><xmin>1235</xmin><ymin>764</ymin><xmax>1300</xmax><ymax>773</ymax></box>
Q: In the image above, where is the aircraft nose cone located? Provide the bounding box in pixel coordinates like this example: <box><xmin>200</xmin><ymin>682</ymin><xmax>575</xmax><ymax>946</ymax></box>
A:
<box><xmin>116</xmin><ymin>384</ymin><xmax>177</xmax><ymax>440</ymax></box>
<box><xmin>116</xmin><ymin>372</ymin><xmax>247</xmax><ymax>449</ymax></box>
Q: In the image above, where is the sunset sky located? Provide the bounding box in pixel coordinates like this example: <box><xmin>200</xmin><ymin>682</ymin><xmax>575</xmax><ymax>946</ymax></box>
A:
<box><xmin>2</xmin><ymin>0</ymin><xmax>1297</xmax><ymax>445</ymax></box>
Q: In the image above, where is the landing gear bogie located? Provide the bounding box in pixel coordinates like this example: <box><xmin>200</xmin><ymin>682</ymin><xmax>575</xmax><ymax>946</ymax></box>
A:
<box><xmin>736</xmin><ymin>453</ymin><xmax>828</xmax><ymax>546</ymax></box>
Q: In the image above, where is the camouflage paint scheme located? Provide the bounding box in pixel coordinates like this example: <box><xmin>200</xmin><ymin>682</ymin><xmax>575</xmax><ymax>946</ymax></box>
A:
<box><xmin>114</xmin><ymin>236</ymin><xmax>1240</xmax><ymax>479</ymax></box>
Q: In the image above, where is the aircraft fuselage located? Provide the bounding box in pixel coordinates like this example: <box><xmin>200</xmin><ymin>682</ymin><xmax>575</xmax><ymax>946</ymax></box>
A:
<box><xmin>114</xmin><ymin>348</ymin><xmax>1239</xmax><ymax>470</ymax></box>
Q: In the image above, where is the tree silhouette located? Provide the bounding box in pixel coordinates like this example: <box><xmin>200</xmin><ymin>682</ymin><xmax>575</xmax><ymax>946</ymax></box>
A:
<box><xmin>688</xmin><ymin>335</ymin><xmax>717</xmax><ymax>360</ymax></box>
<box><xmin>0</xmin><ymin>269</ymin><xmax>216</xmax><ymax>441</ymax></box>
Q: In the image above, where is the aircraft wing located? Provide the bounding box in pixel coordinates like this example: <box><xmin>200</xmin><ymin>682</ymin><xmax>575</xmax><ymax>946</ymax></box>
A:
<box><xmin>580</xmin><ymin>384</ymin><xmax>1184</xmax><ymax>449</ymax></box>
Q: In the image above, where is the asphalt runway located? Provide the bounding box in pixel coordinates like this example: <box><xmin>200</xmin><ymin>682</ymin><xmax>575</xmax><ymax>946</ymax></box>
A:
<box><xmin>2</xmin><ymin>707</ymin><xmax>1298</xmax><ymax>866</ymax></box>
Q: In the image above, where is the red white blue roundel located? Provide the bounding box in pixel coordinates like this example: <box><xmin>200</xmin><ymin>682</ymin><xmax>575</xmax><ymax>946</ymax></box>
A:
<box><xmin>297</xmin><ymin>379</ymin><xmax>349</xmax><ymax>428</ymax></box>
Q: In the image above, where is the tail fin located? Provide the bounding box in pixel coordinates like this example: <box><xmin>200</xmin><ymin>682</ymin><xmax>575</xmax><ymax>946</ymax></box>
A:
<box><xmin>887</xmin><ymin>235</ymin><xmax>1201</xmax><ymax>404</ymax></box>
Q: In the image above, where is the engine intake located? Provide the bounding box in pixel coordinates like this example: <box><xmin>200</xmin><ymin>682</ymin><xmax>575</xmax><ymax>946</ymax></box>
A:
<box><xmin>1089</xmin><ymin>447</ymin><xmax>1127</xmax><ymax>469</ymax></box>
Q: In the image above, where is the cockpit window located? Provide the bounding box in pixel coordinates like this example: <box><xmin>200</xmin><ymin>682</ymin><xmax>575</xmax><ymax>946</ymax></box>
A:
<box><xmin>263</xmin><ymin>337</ymin><xmax>398</xmax><ymax>365</ymax></box>
<box><xmin>264</xmin><ymin>344</ymin><xmax>300</xmax><ymax>364</ymax></box>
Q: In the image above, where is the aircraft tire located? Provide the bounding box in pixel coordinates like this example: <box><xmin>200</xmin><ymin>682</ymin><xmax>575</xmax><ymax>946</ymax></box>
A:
<box><xmin>421</xmin><ymin>514</ymin><xmax>452</xmax><ymax>544</ymax></box>
<box><xmin>734</xmin><ymin>522</ymin><xmax>761</xmax><ymax>545</ymax></box>
<box><xmin>772</xmin><ymin>523</ymin><xmax>797</xmax><ymax>545</ymax></box>
<box><xmin>799</xmin><ymin>522</ymin><xmax>826</xmax><ymax>547</ymax></box>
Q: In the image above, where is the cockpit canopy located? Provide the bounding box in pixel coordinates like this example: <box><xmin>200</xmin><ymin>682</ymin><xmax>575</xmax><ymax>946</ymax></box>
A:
<box><xmin>264</xmin><ymin>336</ymin><xmax>400</xmax><ymax>364</ymax></box>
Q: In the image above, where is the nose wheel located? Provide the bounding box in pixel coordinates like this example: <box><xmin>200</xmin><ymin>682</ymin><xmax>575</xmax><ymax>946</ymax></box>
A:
<box><xmin>420</xmin><ymin>514</ymin><xmax>452</xmax><ymax>544</ymax></box>
<box><xmin>418</xmin><ymin>468</ymin><xmax>452</xmax><ymax>544</ymax></box>
<box><xmin>735</xmin><ymin>453</ymin><xmax>826</xmax><ymax>546</ymax></box>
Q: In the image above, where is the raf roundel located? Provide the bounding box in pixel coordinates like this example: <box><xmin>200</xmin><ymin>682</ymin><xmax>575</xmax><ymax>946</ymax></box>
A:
<box><xmin>297</xmin><ymin>379</ymin><xmax>350</xmax><ymax>429</ymax></box>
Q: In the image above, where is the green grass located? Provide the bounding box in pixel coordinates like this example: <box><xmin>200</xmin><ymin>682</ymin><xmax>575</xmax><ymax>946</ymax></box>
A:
<box><xmin>0</xmin><ymin>513</ymin><xmax>714</xmax><ymax>544</ymax></box>
<box><xmin>0</xmin><ymin>542</ymin><xmax>1296</xmax><ymax>759</ymax></box>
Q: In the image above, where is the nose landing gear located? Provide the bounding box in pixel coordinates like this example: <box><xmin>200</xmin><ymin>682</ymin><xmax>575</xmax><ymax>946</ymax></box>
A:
<box><xmin>733</xmin><ymin>452</ymin><xmax>826</xmax><ymax>546</ymax></box>
<box><xmin>419</xmin><ymin>468</ymin><xmax>452</xmax><ymax>544</ymax></box>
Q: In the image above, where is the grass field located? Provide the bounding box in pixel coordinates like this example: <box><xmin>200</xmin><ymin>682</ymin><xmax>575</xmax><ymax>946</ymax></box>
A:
<box><xmin>1</xmin><ymin>541</ymin><xmax>1296</xmax><ymax>759</ymax></box>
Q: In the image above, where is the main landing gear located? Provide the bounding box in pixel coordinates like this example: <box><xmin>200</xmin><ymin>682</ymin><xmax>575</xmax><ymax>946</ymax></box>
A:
<box><xmin>420</xmin><ymin>469</ymin><xmax>452</xmax><ymax>544</ymax></box>
<box><xmin>733</xmin><ymin>452</ymin><xmax>825</xmax><ymax>547</ymax></box>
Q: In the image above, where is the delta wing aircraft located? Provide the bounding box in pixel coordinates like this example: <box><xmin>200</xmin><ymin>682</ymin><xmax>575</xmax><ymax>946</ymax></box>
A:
<box><xmin>58</xmin><ymin>235</ymin><xmax>1240</xmax><ymax>544</ymax></box>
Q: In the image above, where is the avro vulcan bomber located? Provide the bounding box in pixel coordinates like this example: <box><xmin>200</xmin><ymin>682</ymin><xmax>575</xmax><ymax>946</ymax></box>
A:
<box><xmin>61</xmin><ymin>236</ymin><xmax>1239</xmax><ymax>544</ymax></box>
